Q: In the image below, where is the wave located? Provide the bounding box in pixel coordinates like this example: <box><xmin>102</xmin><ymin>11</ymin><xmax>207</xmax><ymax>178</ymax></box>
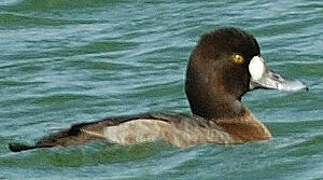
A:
<box><xmin>5</xmin><ymin>0</ymin><xmax>123</xmax><ymax>10</ymax></box>
<box><xmin>0</xmin><ymin>12</ymin><xmax>99</xmax><ymax>28</ymax></box>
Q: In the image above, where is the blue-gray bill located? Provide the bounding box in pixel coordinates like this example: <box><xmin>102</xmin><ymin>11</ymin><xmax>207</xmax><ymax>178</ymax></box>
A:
<box><xmin>249</xmin><ymin>56</ymin><xmax>308</xmax><ymax>92</ymax></box>
<box><xmin>250</xmin><ymin>69</ymin><xmax>308</xmax><ymax>92</ymax></box>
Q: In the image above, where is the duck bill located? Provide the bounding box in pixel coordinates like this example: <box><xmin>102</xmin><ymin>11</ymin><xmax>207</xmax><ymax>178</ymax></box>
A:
<box><xmin>249</xmin><ymin>56</ymin><xmax>308</xmax><ymax>92</ymax></box>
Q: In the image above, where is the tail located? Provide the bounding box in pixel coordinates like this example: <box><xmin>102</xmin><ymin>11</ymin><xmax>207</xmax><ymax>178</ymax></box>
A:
<box><xmin>9</xmin><ymin>143</ymin><xmax>54</xmax><ymax>152</ymax></box>
<box><xmin>8</xmin><ymin>121</ymin><xmax>105</xmax><ymax>152</ymax></box>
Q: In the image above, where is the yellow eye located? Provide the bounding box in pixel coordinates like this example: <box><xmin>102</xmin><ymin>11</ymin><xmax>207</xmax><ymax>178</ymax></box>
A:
<box><xmin>232</xmin><ymin>54</ymin><xmax>245</xmax><ymax>64</ymax></box>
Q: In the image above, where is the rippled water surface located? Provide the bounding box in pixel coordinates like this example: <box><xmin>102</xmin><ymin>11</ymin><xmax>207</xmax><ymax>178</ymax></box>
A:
<box><xmin>1</xmin><ymin>0</ymin><xmax>323</xmax><ymax>179</ymax></box>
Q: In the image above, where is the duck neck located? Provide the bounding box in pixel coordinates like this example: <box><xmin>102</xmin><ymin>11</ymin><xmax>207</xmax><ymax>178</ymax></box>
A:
<box><xmin>209</xmin><ymin>95</ymin><xmax>246</xmax><ymax>120</ymax></box>
<box><xmin>186</xmin><ymin>85</ymin><xmax>246</xmax><ymax>120</ymax></box>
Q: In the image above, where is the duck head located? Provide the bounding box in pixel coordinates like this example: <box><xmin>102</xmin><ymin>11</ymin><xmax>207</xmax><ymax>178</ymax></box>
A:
<box><xmin>185</xmin><ymin>28</ymin><xmax>307</xmax><ymax>120</ymax></box>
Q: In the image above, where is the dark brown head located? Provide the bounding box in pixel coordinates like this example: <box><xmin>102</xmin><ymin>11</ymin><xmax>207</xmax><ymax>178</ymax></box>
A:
<box><xmin>185</xmin><ymin>27</ymin><xmax>307</xmax><ymax>120</ymax></box>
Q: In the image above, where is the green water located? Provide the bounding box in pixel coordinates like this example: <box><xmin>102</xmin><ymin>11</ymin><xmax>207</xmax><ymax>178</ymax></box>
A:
<box><xmin>1</xmin><ymin>0</ymin><xmax>323</xmax><ymax>179</ymax></box>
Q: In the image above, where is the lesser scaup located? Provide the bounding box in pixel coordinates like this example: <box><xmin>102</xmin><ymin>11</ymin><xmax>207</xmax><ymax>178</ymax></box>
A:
<box><xmin>9</xmin><ymin>27</ymin><xmax>307</xmax><ymax>152</ymax></box>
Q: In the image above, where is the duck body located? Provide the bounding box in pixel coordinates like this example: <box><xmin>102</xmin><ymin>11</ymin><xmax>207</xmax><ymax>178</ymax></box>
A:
<box><xmin>9</xmin><ymin>27</ymin><xmax>306</xmax><ymax>152</ymax></box>
<box><xmin>10</xmin><ymin>110</ymin><xmax>271</xmax><ymax>152</ymax></box>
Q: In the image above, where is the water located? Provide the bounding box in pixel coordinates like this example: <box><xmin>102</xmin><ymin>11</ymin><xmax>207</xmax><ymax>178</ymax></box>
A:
<box><xmin>1</xmin><ymin>0</ymin><xmax>323</xmax><ymax>179</ymax></box>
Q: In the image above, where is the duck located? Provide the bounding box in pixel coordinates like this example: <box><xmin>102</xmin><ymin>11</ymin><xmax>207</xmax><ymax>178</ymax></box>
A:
<box><xmin>9</xmin><ymin>27</ymin><xmax>308</xmax><ymax>152</ymax></box>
